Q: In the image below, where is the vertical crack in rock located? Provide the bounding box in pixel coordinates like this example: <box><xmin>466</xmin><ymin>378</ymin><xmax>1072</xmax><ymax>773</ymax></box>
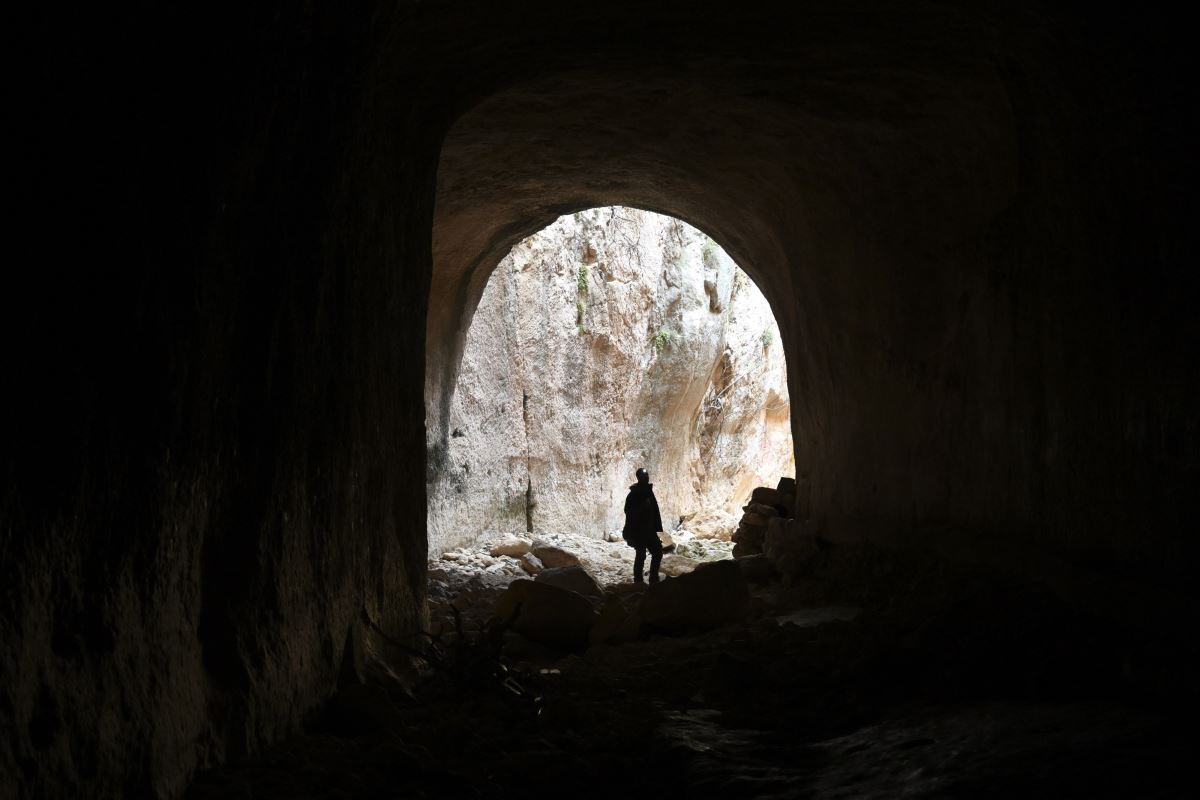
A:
<box><xmin>522</xmin><ymin>392</ymin><xmax>533</xmax><ymax>534</ymax></box>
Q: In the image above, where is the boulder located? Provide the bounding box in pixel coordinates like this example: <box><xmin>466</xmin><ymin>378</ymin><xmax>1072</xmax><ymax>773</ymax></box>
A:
<box><xmin>519</xmin><ymin>553</ymin><xmax>544</xmax><ymax>574</ymax></box>
<box><xmin>676</xmin><ymin>537</ymin><xmax>735</xmax><ymax>561</ymax></box>
<box><xmin>589</xmin><ymin>596</ymin><xmax>638</xmax><ymax>646</ymax></box>
<box><xmin>763</xmin><ymin>518</ymin><xmax>820</xmax><ymax>578</ymax></box>
<box><xmin>732</xmin><ymin>522</ymin><xmax>767</xmax><ymax>543</ymax></box>
<box><xmin>750</xmin><ymin>486</ymin><xmax>782</xmax><ymax>506</ymax></box>
<box><xmin>489</xmin><ymin>538</ymin><xmax>533</xmax><ymax>558</ymax></box>
<box><xmin>492</xmin><ymin>579</ymin><xmax>597</xmax><ymax>650</ymax></box>
<box><xmin>610</xmin><ymin>591</ymin><xmax>648</xmax><ymax>643</ymax></box>
<box><xmin>775</xmin><ymin>476</ymin><xmax>797</xmax><ymax>496</ymax></box>
<box><xmin>530</xmin><ymin>544</ymin><xmax>581</xmax><ymax>569</ymax></box>
<box><xmin>740</xmin><ymin>512</ymin><xmax>771</xmax><ymax>527</ymax></box>
<box><xmin>612</xmin><ymin>602</ymin><xmax>644</xmax><ymax>643</ymax></box>
<box><xmin>659</xmin><ymin>554</ymin><xmax>699</xmax><ymax>577</ymax></box>
<box><xmin>535</xmin><ymin>565</ymin><xmax>604</xmax><ymax>600</ymax></box>
<box><xmin>641</xmin><ymin>560</ymin><xmax>749</xmax><ymax>630</ymax></box>
<box><xmin>732</xmin><ymin>522</ymin><xmax>767</xmax><ymax>556</ymax></box>
<box><xmin>742</xmin><ymin>503</ymin><xmax>780</xmax><ymax>518</ymax></box>
<box><xmin>657</xmin><ymin>531</ymin><xmax>676</xmax><ymax>552</ymax></box>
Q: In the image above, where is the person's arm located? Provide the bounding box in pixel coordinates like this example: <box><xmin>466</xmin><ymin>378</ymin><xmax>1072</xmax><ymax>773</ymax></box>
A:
<box><xmin>651</xmin><ymin>496</ymin><xmax>664</xmax><ymax>533</ymax></box>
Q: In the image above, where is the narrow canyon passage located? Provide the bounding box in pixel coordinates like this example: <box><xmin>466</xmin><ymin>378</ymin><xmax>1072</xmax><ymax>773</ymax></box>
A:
<box><xmin>429</xmin><ymin>207</ymin><xmax>792</xmax><ymax>558</ymax></box>
<box><xmin>6</xmin><ymin>3</ymin><xmax>1198</xmax><ymax>798</ymax></box>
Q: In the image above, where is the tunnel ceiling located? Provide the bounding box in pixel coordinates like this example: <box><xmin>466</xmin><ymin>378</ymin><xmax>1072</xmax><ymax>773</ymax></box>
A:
<box><xmin>428</xmin><ymin>7</ymin><xmax>1020</xmax><ymax>443</ymax></box>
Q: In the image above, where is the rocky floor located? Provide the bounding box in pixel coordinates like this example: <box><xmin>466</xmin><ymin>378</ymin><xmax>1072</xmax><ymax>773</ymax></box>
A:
<box><xmin>189</xmin><ymin>545</ymin><xmax>1196</xmax><ymax>799</ymax></box>
<box><xmin>430</xmin><ymin>529</ymin><xmax>735</xmax><ymax>589</ymax></box>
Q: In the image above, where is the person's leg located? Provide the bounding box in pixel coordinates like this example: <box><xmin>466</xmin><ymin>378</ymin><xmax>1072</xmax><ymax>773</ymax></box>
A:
<box><xmin>648</xmin><ymin>538</ymin><xmax>663</xmax><ymax>583</ymax></box>
<box><xmin>633</xmin><ymin>545</ymin><xmax>646</xmax><ymax>583</ymax></box>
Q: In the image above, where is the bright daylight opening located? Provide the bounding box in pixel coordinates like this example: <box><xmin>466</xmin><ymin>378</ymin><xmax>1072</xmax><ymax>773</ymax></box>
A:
<box><xmin>428</xmin><ymin>207</ymin><xmax>794</xmax><ymax>588</ymax></box>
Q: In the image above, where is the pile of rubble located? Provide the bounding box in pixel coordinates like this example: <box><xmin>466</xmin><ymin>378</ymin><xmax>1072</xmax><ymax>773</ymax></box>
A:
<box><xmin>429</xmin><ymin>529</ymin><xmax>734</xmax><ymax>591</ymax></box>
<box><xmin>731</xmin><ymin>476</ymin><xmax>796</xmax><ymax>557</ymax></box>
<box><xmin>425</xmin><ymin>529</ymin><xmax>741</xmax><ymax>656</ymax></box>
<box><xmin>423</xmin><ymin>488</ymin><xmax>832</xmax><ymax>665</ymax></box>
<box><xmin>426</xmin><ymin>556</ymin><xmax>760</xmax><ymax>665</ymax></box>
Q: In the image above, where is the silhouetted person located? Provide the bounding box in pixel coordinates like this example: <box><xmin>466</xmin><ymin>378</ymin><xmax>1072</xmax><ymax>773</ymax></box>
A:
<box><xmin>622</xmin><ymin>468</ymin><xmax>664</xmax><ymax>584</ymax></box>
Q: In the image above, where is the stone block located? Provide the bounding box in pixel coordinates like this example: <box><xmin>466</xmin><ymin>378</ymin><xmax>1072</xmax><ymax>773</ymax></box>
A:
<box><xmin>588</xmin><ymin>597</ymin><xmax>628</xmax><ymax>647</ymax></box>
<box><xmin>641</xmin><ymin>560</ymin><xmax>749</xmax><ymax>630</ymax></box>
<box><xmin>492</xmin><ymin>579</ymin><xmax>596</xmax><ymax>649</ymax></box>
<box><xmin>535</xmin><ymin>565</ymin><xmax>604</xmax><ymax>601</ymax></box>
<box><xmin>530</xmin><ymin>544</ymin><xmax>581</xmax><ymax>569</ymax></box>
<box><xmin>750</xmin><ymin>486</ymin><xmax>782</xmax><ymax>506</ymax></box>
<box><xmin>489</xmin><ymin>538</ymin><xmax>532</xmax><ymax>558</ymax></box>
<box><xmin>732</xmin><ymin>522</ymin><xmax>767</xmax><ymax>553</ymax></box>
<box><xmin>660</xmin><ymin>554</ymin><xmax>699</xmax><ymax>577</ymax></box>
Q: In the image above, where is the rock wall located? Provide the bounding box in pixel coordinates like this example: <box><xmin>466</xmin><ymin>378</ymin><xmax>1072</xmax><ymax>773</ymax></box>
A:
<box><xmin>5</xmin><ymin>7</ymin><xmax>431</xmax><ymax>796</ymax></box>
<box><xmin>429</xmin><ymin>208</ymin><xmax>792</xmax><ymax>551</ymax></box>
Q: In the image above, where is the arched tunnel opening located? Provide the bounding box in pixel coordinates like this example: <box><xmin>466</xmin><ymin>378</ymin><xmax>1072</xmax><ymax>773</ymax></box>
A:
<box><xmin>5</xmin><ymin>3</ymin><xmax>1199</xmax><ymax>797</ymax></box>
<box><xmin>427</xmin><ymin>205</ymin><xmax>795</xmax><ymax>587</ymax></box>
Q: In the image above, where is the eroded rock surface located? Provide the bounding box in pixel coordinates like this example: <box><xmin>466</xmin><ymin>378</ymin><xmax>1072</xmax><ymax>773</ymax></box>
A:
<box><xmin>429</xmin><ymin>208</ymin><xmax>793</xmax><ymax>551</ymax></box>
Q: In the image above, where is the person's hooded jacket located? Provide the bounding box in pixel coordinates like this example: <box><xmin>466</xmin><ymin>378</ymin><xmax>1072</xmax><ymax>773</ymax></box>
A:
<box><xmin>622</xmin><ymin>482</ymin><xmax>663</xmax><ymax>546</ymax></box>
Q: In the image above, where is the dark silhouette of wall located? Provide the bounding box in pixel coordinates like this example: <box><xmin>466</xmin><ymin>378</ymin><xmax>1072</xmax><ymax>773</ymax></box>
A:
<box><xmin>4</xmin><ymin>2</ymin><xmax>1196</xmax><ymax>795</ymax></box>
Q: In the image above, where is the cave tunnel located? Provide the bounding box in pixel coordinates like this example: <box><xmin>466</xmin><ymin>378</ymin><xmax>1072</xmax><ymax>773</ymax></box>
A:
<box><xmin>5</xmin><ymin>1</ymin><xmax>1199</xmax><ymax>797</ymax></box>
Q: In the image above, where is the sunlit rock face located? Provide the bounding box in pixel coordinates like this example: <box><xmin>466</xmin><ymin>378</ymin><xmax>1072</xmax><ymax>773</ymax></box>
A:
<box><xmin>429</xmin><ymin>208</ymin><xmax>792</xmax><ymax>551</ymax></box>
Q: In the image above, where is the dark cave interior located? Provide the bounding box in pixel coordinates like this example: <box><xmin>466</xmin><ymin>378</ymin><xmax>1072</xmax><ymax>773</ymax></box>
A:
<box><xmin>4</xmin><ymin>2</ymin><xmax>1198</xmax><ymax>797</ymax></box>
